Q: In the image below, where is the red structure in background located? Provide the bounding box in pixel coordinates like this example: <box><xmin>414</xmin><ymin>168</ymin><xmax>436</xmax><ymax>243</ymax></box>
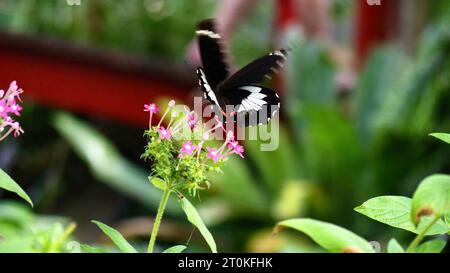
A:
<box><xmin>0</xmin><ymin>31</ymin><xmax>196</xmax><ymax>128</ymax></box>
<box><xmin>0</xmin><ymin>1</ymin><xmax>400</xmax><ymax>128</ymax></box>
<box><xmin>275</xmin><ymin>0</ymin><xmax>400</xmax><ymax>66</ymax></box>
<box><xmin>354</xmin><ymin>0</ymin><xmax>400</xmax><ymax>67</ymax></box>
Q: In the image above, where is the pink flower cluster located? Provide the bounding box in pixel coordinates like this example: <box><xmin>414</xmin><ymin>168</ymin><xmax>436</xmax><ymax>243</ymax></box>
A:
<box><xmin>0</xmin><ymin>81</ymin><xmax>24</xmax><ymax>141</ymax></box>
<box><xmin>143</xmin><ymin>100</ymin><xmax>244</xmax><ymax>162</ymax></box>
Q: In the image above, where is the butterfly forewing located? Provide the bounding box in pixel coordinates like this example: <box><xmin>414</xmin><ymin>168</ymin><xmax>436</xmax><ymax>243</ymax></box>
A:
<box><xmin>218</xmin><ymin>49</ymin><xmax>288</xmax><ymax>92</ymax></box>
<box><xmin>196</xmin><ymin>19</ymin><xmax>229</xmax><ymax>89</ymax></box>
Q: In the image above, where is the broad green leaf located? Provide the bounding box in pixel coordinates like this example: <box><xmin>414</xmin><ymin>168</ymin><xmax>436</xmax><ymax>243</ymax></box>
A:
<box><xmin>387</xmin><ymin>238</ymin><xmax>404</xmax><ymax>253</ymax></box>
<box><xmin>80</xmin><ymin>244</ymin><xmax>109</xmax><ymax>253</ymax></box>
<box><xmin>275</xmin><ymin>218</ymin><xmax>375</xmax><ymax>253</ymax></box>
<box><xmin>430</xmin><ymin>133</ymin><xmax>450</xmax><ymax>144</ymax></box>
<box><xmin>0</xmin><ymin>169</ymin><xmax>33</xmax><ymax>207</ymax></box>
<box><xmin>149</xmin><ymin>177</ymin><xmax>166</xmax><ymax>191</ymax></box>
<box><xmin>91</xmin><ymin>220</ymin><xmax>137</xmax><ymax>253</ymax></box>
<box><xmin>52</xmin><ymin>112</ymin><xmax>180</xmax><ymax>215</ymax></box>
<box><xmin>355</xmin><ymin>196</ymin><xmax>447</xmax><ymax>235</ymax></box>
<box><xmin>414</xmin><ymin>238</ymin><xmax>446</xmax><ymax>253</ymax></box>
<box><xmin>412</xmin><ymin>174</ymin><xmax>450</xmax><ymax>224</ymax></box>
<box><xmin>179</xmin><ymin>197</ymin><xmax>217</xmax><ymax>253</ymax></box>
<box><xmin>163</xmin><ymin>245</ymin><xmax>187</xmax><ymax>253</ymax></box>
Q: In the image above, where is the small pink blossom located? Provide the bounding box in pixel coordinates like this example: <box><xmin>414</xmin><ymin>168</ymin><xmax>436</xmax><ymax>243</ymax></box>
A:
<box><xmin>207</xmin><ymin>147</ymin><xmax>222</xmax><ymax>162</ymax></box>
<box><xmin>187</xmin><ymin>112</ymin><xmax>197</xmax><ymax>130</ymax></box>
<box><xmin>9</xmin><ymin>101</ymin><xmax>22</xmax><ymax>116</ymax></box>
<box><xmin>144</xmin><ymin>103</ymin><xmax>158</xmax><ymax>114</ymax></box>
<box><xmin>228</xmin><ymin>140</ymin><xmax>245</xmax><ymax>158</ymax></box>
<box><xmin>179</xmin><ymin>141</ymin><xmax>197</xmax><ymax>157</ymax></box>
<box><xmin>157</xmin><ymin>126</ymin><xmax>171</xmax><ymax>141</ymax></box>
<box><xmin>0</xmin><ymin>100</ymin><xmax>10</xmax><ymax>119</ymax></box>
<box><xmin>9</xmin><ymin>81</ymin><xmax>18</xmax><ymax>92</ymax></box>
<box><xmin>168</xmin><ymin>100</ymin><xmax>176</xmax><ymax>108</ymax></box>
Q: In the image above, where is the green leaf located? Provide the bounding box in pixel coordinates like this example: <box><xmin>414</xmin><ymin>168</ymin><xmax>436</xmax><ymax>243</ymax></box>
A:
<box><xmin>179</xmin><ymin>197</ymin><xmax>217</xmax><ymax>253</ymax></box>
<box><xmin>52</xmin><ymin>112</ymin><xmax>180</xmax><ymax>215</ymax></box>
<box><xmin>430</xmin><ymin>133</ymin><xmax>450</xmax><ymax>144</ymax></box>
<box><xmin>412</xmin><ymin>174</ymin><xmax>450</xmax><ymax>224</ymax></box>
<box><xmin>149</xmin><ymin>177</ymin><xmax>166</xmax><ymax>191</ymax></box>
<box><xmin>387</xmin><ymin>238</ymin><xmax>404</xmax><ymax>253</ymax></box>
<box><xmin>275</xmin><ymin>218</ymin><xmax>375</xmax><ymax>253</ymax></box>
<box><xmin>355</xmin><ymin>196</ymin><xmax>447</xmax><ymax>235</ymax></box>
<box><xmin>91</xmin><ymin>220</ymin><xmax>137</xmax><ymax>253</ymax></box>
<box><xmin>0</xmin><ymin>168</ymin><xmax>33</xmax><ymax>207</ymax></box>
<box><xmin>80</xmin><ymin>244</ymin><xmax>108</xmax><ymax>253</ymax></box>
<box><xmin>413</xmin><ymin>238</ymin><xmax>446</xmax><ymax>253</ymax></box>
<box><xmin>163</xmin><ymin>245</ymin><xmax>187</xmax><ymax>253</ymax></box>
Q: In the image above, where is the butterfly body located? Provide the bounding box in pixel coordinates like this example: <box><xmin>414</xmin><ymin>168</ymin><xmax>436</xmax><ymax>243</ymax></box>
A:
<box><xmin>196</xmin><ymin>19</ymin><xmax>285</xmax><ymax>126</ymax></box>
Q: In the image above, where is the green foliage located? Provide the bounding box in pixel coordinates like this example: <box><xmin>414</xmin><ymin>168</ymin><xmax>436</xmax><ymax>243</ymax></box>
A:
<box><xmin>413</xmin><ymin>238</ymin><xmax>446</xmax><ymax>253</ymax></box>
<box><xmin>430</xmin><ymin>133</ymin><xmax>450</xmax><ymax>144</ymax></box>
<box><xmin>179</xmin><ymin>197</ymin><xmax>217</xmax><ymax>253</ymax></box>
<box><xmin>0</xmin><ymin>201</ymin><xmax>77</xmax><ymax>253</ymax></box>
<box><xmin>275</xmin><ymin>218</ymin><xmax>375</xmax><ymax>253</ymax></box>
<box><xmin>80</xmin><ymin>244</ymin><xmax>108</xmax><ymax>254</ymax></box>
<box><xmin>163</xmin><ymin>245</ymin><xmax>187</xmax><ymax>253</ymax></box>
<box><xmin>52</xmin><ymin>111</ymin><xmax>180</xmax><ymax>215</ymax></box>
<box><xmin>91</xmin><ymin>220</ymin><xmax>137</xmax><ymax>253</ymax></box>
<box><xmin>411</xmin><ymin>174</ymin><xmax>450</xmax><ymax>224</ymax></box>
<box><xmin>387</xmin><ymin>239</ymin><xmax>404</xmax><ymax>253</ymax></box>
<box><xmin>0</xmin><ymin>169</ymin><xmax>33</xmax><ymax>207</ymax></box>
<box><xmin>354</xmin><ymin>196</ymin><xmax>447</xmax><ymax>235</ymax></box>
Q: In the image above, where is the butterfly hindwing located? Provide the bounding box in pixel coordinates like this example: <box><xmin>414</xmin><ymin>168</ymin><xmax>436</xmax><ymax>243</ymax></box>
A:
<box><xmin>196</xmin><ymin>19</ymin><xmax>229</xmax><ymax>89</ymax></box>
<box><xmin>223</xmin><ymin>85</ymin><xmax>280</xmax><ymax>127</ymax></box>
<box><xmin>218</xmin><ymin>49</ymin><xmax>287</xmax><ymax>92</ymax></box>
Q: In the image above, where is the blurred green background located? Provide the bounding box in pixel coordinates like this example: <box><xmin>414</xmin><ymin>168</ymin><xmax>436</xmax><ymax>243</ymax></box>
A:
<box><xmin>0</xmin><ymin>0</ymin><xmax>449</xmax><ymax>252</ymax></box>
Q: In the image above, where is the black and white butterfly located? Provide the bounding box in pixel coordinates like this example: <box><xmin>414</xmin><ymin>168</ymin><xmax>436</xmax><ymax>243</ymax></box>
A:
<box><xmin>196</xmin><ymin>19</ymin><xmax>286</xmax><ymax>127</ymax></box>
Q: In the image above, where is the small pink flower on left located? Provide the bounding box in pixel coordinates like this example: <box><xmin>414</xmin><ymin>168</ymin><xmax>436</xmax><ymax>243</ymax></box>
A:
<box><xmin>144</xmin><ymin>103</ymin><xmax>159</xmax><ymax>114</ymax></box>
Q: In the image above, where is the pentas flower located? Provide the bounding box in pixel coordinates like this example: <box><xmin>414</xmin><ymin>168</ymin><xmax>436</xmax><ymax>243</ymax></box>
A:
<box><xmin>157</xmin><ymin>126</ymin><xmax>171</xmax><ymax>141</ymax></box>
<box><xmin>0</xmin><ymin>81</ymin><xmax>24</xmax><ymax>141</ymax></box>
<box><xmin>228</xmin><ymin>140</ymin><xmax>245</xmax><ymax>158</ymax></box>
<box><xmin>144</xmin><ymin>103</ymin><xmax>158</xmax><ymax>114</ymax></box>
<box><xmin>179</xmin><ymin>141</ymin><xmax>197</xmax><ymax>157</ymax></box>
<box><xmin>206</xmin><ymin>147</ymin><xmax>222</xmax><ymax>162</ymax></box>
<box><xmin>141</xmin><ymin>100</ymin><xmax>244</xmax><ymax>197</ymax></box>
<box><xmin>187</xmin><ymin>112</ymin><xmax>197</xmax><ymax>131</ymax></box>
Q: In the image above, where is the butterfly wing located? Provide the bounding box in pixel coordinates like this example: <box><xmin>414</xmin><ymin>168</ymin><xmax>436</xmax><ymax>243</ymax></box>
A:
<box><xmin>223</xmin><ymin>85</ymin><xmax>280</xmax><ymax>127</ymax></box>
<box><xmin>197</xmin><ymin>67</ymin><xmax>221</xmax><ymax>108</ymax></box>
<box><xmin>196</xmin><ymin>19</ymin><xmax>230</xmax><ymax>90</ymax></box>
<box><xmin>218</xmin><ymin>49</ymin><xmax>287</xmax><ymax>92</ymax></box>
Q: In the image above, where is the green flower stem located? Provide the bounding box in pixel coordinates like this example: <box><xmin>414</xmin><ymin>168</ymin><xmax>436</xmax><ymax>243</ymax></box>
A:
<box><xmin>148</xmin><ymin>186</ymin><xmax>171</xmax><ymax>253</ymax></box>
<box><xmin>406</xmin><ymin>216</ymin><xmax>439</xmax><ymax>253</ymax></box>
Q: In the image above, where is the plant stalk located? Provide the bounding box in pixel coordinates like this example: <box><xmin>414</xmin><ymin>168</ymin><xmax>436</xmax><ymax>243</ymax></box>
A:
<box><xmin>406</xmin><ymin>216</ymin><xmax>439</xmax><ymax>253</ymax></box>
<box><xmin>148</xmin><ymin>186</ymin><xmax>171</xmax><ymax>253</ymax></box>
